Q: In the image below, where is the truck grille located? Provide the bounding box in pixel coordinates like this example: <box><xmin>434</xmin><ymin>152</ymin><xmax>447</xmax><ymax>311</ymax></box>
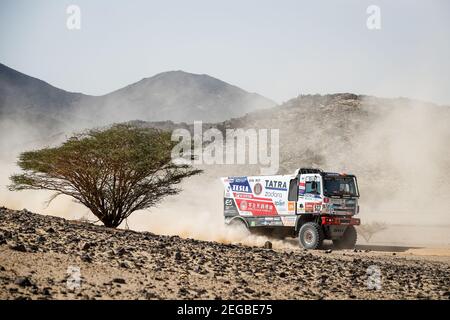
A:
<box><xmin>331</xmin><ymin>202</ymin><xmax>356</xmax><ymax>214</ymax></box>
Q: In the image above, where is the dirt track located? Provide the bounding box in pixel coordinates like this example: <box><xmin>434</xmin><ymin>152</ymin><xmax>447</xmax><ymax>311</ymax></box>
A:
<box><xmin>0</xmin><ymin>207</ymin><xmax>449</xmax><ymax>300</ymax></box>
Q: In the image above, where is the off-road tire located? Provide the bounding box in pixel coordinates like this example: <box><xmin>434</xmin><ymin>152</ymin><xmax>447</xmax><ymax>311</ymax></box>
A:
<box><xmin>333</xmin><ymin>225</ymin><xmax>357</xmax><ymax>249</ymax></box>
<box><xmin>227</xmin><ymin>218</ymin><xmax>250</xmax><ymax>234</ymax></box>
<box><xmin>298</xmin><ymin>222</ymin><xmax>324</xmax><ymax>249</ymax></box>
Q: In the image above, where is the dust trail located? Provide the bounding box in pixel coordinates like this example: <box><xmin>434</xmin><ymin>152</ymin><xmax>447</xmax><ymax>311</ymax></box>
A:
<box><xmin>344</xmin><ymin>98</ymin><xmax>450</xmax><ymax>226</ymax></box>
<box><xmin>127</xmin><ymin>170</ymin><xmax>297</xmax><ymax>249</ymax></box>
<box><xmin>1</xmin><ymin>95</ymin><xmax>450</xmax><ymax>248</ymax></box>
<box><xmin>0</xmin><ymin>117</ymin><xmax>90</xmax><ymax>219</ymax></box>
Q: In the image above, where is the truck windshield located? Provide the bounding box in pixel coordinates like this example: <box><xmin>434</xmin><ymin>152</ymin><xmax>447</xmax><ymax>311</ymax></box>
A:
<box><xmin>323</xmin><ymin>176</ymin><xmax>359</xmax><ymax>197</ymax></box>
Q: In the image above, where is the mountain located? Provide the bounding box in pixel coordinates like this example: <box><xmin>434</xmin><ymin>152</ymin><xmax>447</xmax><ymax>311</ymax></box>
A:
<box><xmin>0</xmin><ymin>63</ymin><xmax>87</xmax><ymax>119</ymax></box>
<box><xmin>79</xmin><ymin>70</ymin><xmax>276</xmax><ymax>125</ymax></box>
<box><xmin>0</xmin><ymin>64</ymin><xmax>276</xmax><ymax>127</ymax></box>
<box><xmin>0</xmin><ymin>63</ymin><xmax>91</xmax><ymax>154</ymax></box>
<box><xmin>0</xmin><ymin>64</ymin><xmax>276</xmax><ymax>154</ymax></box>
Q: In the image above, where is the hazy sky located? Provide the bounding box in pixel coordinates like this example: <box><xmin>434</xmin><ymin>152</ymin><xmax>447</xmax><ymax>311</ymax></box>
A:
<box><xmin>1</xmin><ymin>0</ymin><xmax>449</xmax><ymax>104</ymax></box>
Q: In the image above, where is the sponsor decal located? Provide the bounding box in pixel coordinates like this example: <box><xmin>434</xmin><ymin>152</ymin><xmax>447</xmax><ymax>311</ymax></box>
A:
<box><xmin>305</xmin><ymin>202</ymin><xmax>314</xmax><ymax>213</ymax></box>
<box><xmin>298</xmin><ymin>181</ymin><xmax>306</xmax><ymax>194</ymax></box>
<box><xmin>225</xmin><ymin>185</ymin><xmax>231</xmax><ymax>197</ymax></box>
<box><xmin>259</xmin><ymin>218</ymin><xmax>283</xmax><ymax>226</ymax></box>
<box><xmin>231</xmin><ymin>184</ymin><xmax>250</xmax><ymax>192</ymax></box>
<box><xmin>264</xmin><ymin>180</ymin><xmax>287</xmax><ymax>191</ymax></box>
<box><xmin>304</xmin><ymin>202</ymin><xmax>322</xmax><ymax>213</ymax></box>
<box><xmin>233</xmin><ymin>193</ymin><xmax>253</xmax><ymax>199</ymax></box>
<box><xmin>229</xmin><ymin>177</ymin><xmax>252</xmax><ymax>193</ymax></box>
<box><xmin>224</xmin><ymin>198</ymin><xmax>239</xmax><ymax>215</ymax></box>
<box><xmin>253</xmin><ymin>183</ymin><xmax>263</xmax><ymax>195</ymax></box>
<box><xmin>304</xmin><ymin>195</ymin><xmax>321</xmax><ymax>201</ymax></box>
<box><xmin>264</xmin><ymin>190</ymin><xmax>283</xmax><ymax>198</ymax></box>
<box><xmin>288</xmin><ymin>201</ymin><xmax>295</xmax><ymax>212</ymax></box>
<box><xmin>274</xmin><ymin>200</ymin><xmax>286</xmax><ymax>207</ymax></box>
<box><xmin>233</xmin><ymin>192</ymin><xmax>273</xmax><ymax>202</ymax></box>
<box><xmin>235</xmin><ymin>199</ymin><xmax>278</xmax><ymax>216</ymax></box>
<box><xmin>281</xmin><ymin>216</ymin><xmax>296</xmax><ymax>226</ymax></box>
<box><xmin>307</xmin><ymin>193</ymin><xmax>321</xmax><ymax>199</ymax></box>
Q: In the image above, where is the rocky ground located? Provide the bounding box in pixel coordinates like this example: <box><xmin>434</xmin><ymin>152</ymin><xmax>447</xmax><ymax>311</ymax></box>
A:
<box><xmin>0</xmin><ymin>207</ymin><xmax>449</xmax><ymax>300</ymax></box>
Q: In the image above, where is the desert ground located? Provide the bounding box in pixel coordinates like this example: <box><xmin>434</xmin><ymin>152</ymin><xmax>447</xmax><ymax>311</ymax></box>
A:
<box><xmin>0</xmin><ymin>207</ymin><xmax>449</xmax><ymax>300</ymax></box>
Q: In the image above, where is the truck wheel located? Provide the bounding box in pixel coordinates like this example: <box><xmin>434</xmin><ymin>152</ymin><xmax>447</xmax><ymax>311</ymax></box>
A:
<box><xmin>298</xmin><ymin>222</ymin><xmax>324</xmax><ymax>249</ymax></box>
<box><xmin>333</xmin><ymin>225</ymin><xmax>357</xmax><ymax>249</ymax></box>
<box><xmin>227</xmin><ymin>218</ymin><xmax>249</xmax><ymax>234</ymax></box>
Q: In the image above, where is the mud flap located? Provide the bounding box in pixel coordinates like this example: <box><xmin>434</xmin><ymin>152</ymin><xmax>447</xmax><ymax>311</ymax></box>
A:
<box><xmin>325</xmin><ymin>225</ymin><xmax>348</xmax><ymax>240</ymax></box>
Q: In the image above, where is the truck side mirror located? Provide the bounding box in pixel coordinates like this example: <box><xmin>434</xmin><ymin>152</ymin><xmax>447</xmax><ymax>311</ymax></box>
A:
<box><xmin>288</xmin><ymin>178</ymin><xmax>298</xmax><ymax>201</ymax></box>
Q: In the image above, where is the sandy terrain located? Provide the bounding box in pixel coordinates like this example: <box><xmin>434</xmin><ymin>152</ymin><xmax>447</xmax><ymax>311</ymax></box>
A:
<box><xmin>0</xmin><ymin>207</ymin><xmax>449</xmax><ymax>300</ymax></box>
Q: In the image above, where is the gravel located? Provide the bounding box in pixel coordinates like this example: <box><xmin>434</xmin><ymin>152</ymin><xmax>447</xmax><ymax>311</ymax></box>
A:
<box><xmin>0</xmin><ymin>207</ymin><xmax>449</xmax><ymax>300</ymax></box>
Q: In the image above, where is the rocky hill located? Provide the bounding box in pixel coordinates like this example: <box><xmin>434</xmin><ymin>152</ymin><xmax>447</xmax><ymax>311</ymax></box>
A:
<box><xmin>0</xmin><ymin>207</ymin><xmax>449</xmax><ymax>300</ymax></box>
<box><xmin>81</xmin><ymin>70</ymin><xmax>275</xmax><ymax>124</ymax></box>
<box><xmin>126</xmin><ymin>93</ymin><xmax>450</xmax><ymax>225</ymax></box>
<box><xmin>0</xmin><ymin>64</ymin><xmax>275</xmax><ymax>129</ymax></box>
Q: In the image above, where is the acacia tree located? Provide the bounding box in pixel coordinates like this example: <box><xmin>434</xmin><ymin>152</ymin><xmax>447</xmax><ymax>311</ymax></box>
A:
<box><xmin>9</xmin><ymin>124</ymin><xmax>202</xmax><ymax>228</ymax></box>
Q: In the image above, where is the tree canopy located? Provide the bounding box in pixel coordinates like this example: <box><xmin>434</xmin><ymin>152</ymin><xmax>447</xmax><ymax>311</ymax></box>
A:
<box><xmin>9</xmin><ymin>124</ymin><xmax>202</xmax><ymax>227</ymax></box>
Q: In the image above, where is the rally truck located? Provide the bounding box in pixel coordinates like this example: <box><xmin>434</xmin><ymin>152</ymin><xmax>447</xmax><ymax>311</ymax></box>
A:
<box><xmin>221</xmin><ymin>168</ymin><xmax>360</xmax><ymax>249</ymax></box>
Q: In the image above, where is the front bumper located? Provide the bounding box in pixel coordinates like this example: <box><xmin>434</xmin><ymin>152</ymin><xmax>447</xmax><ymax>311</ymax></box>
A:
<box><xmin>321</xmin><ymin>216</ymin><xmax>360</xmax><ymax>226</ymax></box>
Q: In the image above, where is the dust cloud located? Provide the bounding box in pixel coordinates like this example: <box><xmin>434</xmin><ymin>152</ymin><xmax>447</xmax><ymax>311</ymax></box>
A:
<box><xmin>0</xmin><ymin>117</ymin><xmax>91</xmax><ymax>220</ymax></box>
<box><xmin>127</xmin><ymin>167</ymin><xmax>297</xmax><ymax>249</ymax></box>
<box><xmin>340</xmin><ymin>98</ymin><xmax>450</xmax><ymax>226</ymax></box>
<box><xmin>1</xmin><ymin>95</ymin><xmax>449</xmax><ymax>248</ymax></box>
<box><xmin>127</xmin><ymin>97</ymin><xmax>450</xmax><ymax>246</ymax></box>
